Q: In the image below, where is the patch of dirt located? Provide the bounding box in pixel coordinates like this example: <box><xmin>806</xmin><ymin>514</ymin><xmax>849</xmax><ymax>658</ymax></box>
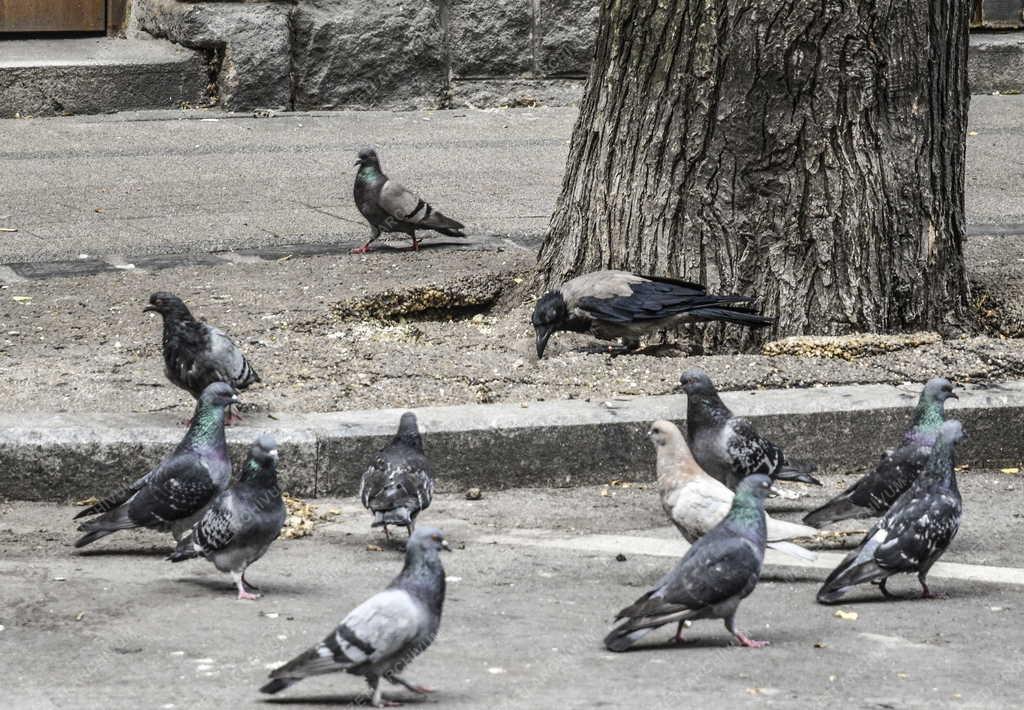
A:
<box><xmin>1</xmin><ymin>242</ymin><xmax>1024</xmax><ymax>416</ymax></box>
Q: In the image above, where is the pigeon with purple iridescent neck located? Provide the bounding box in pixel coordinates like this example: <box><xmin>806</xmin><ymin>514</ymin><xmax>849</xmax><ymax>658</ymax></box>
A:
<box><xmin>804</xmin><ymin>378</ymin><xmax>957</xmax><ymax>527</ymax></box>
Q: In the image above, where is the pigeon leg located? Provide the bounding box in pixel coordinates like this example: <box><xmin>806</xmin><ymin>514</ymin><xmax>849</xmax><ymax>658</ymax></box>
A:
<box><xmin>726</xmin><ymin>616</ymin><xmax>769</xmax><ymax>648</ymax></box>
<box><xmin>233</xmin><ymin>571</ymin><xmax>261</xmax><ymax>601</ymax></box>
<box><xmin>383</xmin><ymin>525</ymin><xmax>392</xmax><ymax>542</ymax></box>
<box><xmin>387</xmin><ymin>674</ymin><xmax>434</xmax><ymax>694</ymax></box>
<box><xmin>368</xmin><ymin>676</ymin><xmax>401</xmax><ymax>707</ymax></box>
<box><xmin>918</xmin><ymin>575</ymin><xmax>946</xmax><ymax>599</ymax></box>
<box><xmin>225</xmin><ymin>404</ymin><xmax>244</xmax><ymax>426</ymax></box>
<box><xmin>241</xmin><ymin>569</ymin><xmax>261</xmax><ymax>593</ymax></box>
<box><xmin>353</xmin><ymin>228</ymin><xmax>380</xmax><ymax>254</ymax></box>
<box><xmin>410</xmin><ymin>233</ymin><xmax>420</xmax><ymax>251</ymax></box>
<box><xmin>878</xmin><ymin>577</ymin><xmax>900</xmax><ymax>600</ymax></box>
<box><xmin>672</xmin><ymin>621</ymin><xmax>686</xmax><ymax>644</ymax></box>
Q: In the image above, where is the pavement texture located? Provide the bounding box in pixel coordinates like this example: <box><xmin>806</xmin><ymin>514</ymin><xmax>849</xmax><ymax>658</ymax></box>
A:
<box><xmin>3</xmin><ymin>478</ymin><xmax>1023</xmax><ymax>709</ymax></box>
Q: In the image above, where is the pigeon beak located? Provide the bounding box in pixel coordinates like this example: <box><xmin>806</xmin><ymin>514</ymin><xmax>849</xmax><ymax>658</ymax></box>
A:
<box><xmin>353</xmin><ymin>160</ymin><xmax>361</xmax><ymax>166</ymax></box>
<box><xmin>268</xmin><ymin>449</ymin><xmax>279</xmax><ymax>458</ymax></box>
<box><xmin>948</xmin><ymin>392</ymin><xmax>959</xmax><ymax>400</ymax></box>
<box><xmin>535</xmin><ymin>326</ymin><xmax>553</xmax><ymax>359</ymax></box>
<box><xmin>440</xmin><ymin>540</ymin><xmax>452</xmax><ymax>552</ymax></box>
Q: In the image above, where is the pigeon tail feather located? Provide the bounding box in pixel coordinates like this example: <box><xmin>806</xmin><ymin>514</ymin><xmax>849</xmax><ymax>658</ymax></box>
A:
<box><xmin>73</xmin><ymin>528</ymin><xmax>118</xmax><ymax>548</ymax></box>
<box><xmin>259</xmin><ymin>678</ymin><xmax>299</xmax><ymax>695</ymax></box>
<box><xmin>603</xmin><ymin>625</ymin><xmax>654</xmax><ymax>652</ymax></box>
<box><xmin>372</xmin><ymin>507</ymin><xmax>413</xmax><ymax>527</ymax></box>
<box><xmin>766</xmin><ymin>540</ymin><xmax>817</xmax><ymax>562</ymax></box>
<box><xmin>167</xmin><ymin>535</ymin><xmax>200</xmax><ymax>562</ymax></box>
<box><xmin>817</xmin><ymin>560</ymin><xmax>886</xmax><ymax>604</ymax></box>
<box><xmin>802</xmin><ymin>494</ymin><xmax>869</xmax><ymax>528</ymax></box>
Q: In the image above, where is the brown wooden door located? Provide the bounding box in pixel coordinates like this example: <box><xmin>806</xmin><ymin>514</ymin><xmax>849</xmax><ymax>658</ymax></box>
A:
<box><xmin>0</xmin><ymin>0</ymin><xmax>105</xmax><ymax>32</ymax></box>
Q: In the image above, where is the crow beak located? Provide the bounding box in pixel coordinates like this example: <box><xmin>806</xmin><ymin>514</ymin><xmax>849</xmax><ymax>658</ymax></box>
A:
<box><xmin>440</xmin><ymin>540</ymin><xmax>452</xmax><ymax>552</ymax></box>
<box><xmin>535</xmin><ymin>326</ymin><xmax>554</xmax><ymax>359</ymax></box>
<box><xmin>143</xmin><ymin>305</ymin><xmax>157</xmax><ymax>313</ymax></box>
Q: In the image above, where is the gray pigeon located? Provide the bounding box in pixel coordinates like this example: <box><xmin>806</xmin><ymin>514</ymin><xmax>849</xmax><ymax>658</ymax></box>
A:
<box><xmin>167</xmin><ymin>434</ymin><xmax>286</xmax><ymax>600</ymax></box>
<box><xmin>604</xmin><ymin>475</ymin><xmax>772</xmax><ymax>651</ymax></box>
<box><xmin>531</xmin><ymin>270</ymin><xmax>773</xmax><ymax>358</ymax></box>
<box><xmin>804</xmin><ymin>378</ymin><xmax>957</xmax><ymax>526</ymax></box>
<box><xmin>352</xmin><ymin>148</ymin><xmax>466</xmax><ymax>253</ymax></box>
<box><xmin>360</xmin><ymin>412</ymin><xmax>434</xmax><ymax>540</ymax></box>
<box><xmin>144</xmin><ymin>292</ymin><xmax>259</xmax><ymax>423</ymax></box>
<box><xmin>679</xmin><ymin>368</ymin><xmax>821</xmax><ymax>489</ymax></box>
<box><xmin>817</xmin><ymin>420</ymin><xmax>964</xmax><ymax>604</ymax></box>
<box><xmin>73</xmin><ymin>382</ymin><xmax>237</xmax><ymax>548</ymax></box>
<box><xmin>260</xmin><ymin>527</ymin><xmax>450</xmax><ymax>706</ymax></box>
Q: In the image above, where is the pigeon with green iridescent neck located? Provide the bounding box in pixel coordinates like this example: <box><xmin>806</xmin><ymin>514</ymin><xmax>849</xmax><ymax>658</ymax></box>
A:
<box><xmin>817</xmin><ymin>420</ymin><xmax>964</xmax><ymax>604</ymax></box>
<box><xmin>261</xmin><ymin>527</ymin><xmax>450</xmax><ymax>706</ymax></box>
<box><xmin>604</xmin><ymin>475</ymin><xmax>772</xmax><ymax>651</ymax></box>
<box><xmin>168</xmin><ymin>434</ymin><xmax>286</xmax><ymax>600</ymax></box>
<box><xmin>352</xmin><ymin>148</ymin><xmax>466</xmax><ymax>253</ymax></box>
<box><xmin>804</xmin><ymin>378</ymin><xmax>957</xmax><ymax>527</ymax></box>
<box><xmin>73</xmin><ymin>383</ymin><xmax>238</xmax><ymax>548</ymax></box>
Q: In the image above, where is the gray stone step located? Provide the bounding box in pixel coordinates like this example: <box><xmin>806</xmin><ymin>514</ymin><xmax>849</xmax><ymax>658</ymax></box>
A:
<box><xmin>0</xmin><ymin>36</ymin><xmax>208</xmax><ymax>118</ymax></box>
<box><xmin>971</xmin><ymin>32</ymin><xmax>1024</xmax><ymax>94</ymax></box>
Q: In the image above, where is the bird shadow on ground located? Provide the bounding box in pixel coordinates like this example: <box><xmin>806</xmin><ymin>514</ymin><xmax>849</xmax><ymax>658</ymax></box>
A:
<box><xmin>172</xmin><ymin>576</ymin><xmax>315</xmax><ymax>596</ymax></box>
<box><xmin>627</xmin><ymin>634</ymin><xmax>782</xmax><ymax>651</ymax></box>
<box><xmin>365</xmin><ymin>241</ymin><xmax>470</xmax><ymax>254</ymax></box>
<box><xmin>261</xmin><ymin>692</ymin><xmax>433</xmax><ymax>706</ymax></box>
<box><xmin>74</xmin><ymin>546</ymin><xmax>170</xmax><ymax>557</ymax></box>
<box><xmin>574</xmin><ymin>343</ymin><xmax>686</xmax><ymax>359</ymax></box>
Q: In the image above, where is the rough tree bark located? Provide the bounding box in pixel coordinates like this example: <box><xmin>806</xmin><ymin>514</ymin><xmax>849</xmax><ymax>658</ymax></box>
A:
<box><xmin>538</xmin><ymin>0</ymin><xmax>971</xmax><ymax>345</ymax></box>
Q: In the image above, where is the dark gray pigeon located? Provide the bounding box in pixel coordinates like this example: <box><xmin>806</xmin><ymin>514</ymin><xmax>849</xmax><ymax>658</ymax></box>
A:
<box><xmin>360</xmin><ymin>412</ymin><xmax>434</xmax><ymax>540</ymax></box>
<box><xmin>352</xmin><ymin>148</ymin><xmax>466</xmax><ymax>253</ymax></box>
<box><xmin>804</xmin><ymin>378</ymin><xmax>957</xmax><ymax>527</ymax></box>
<box><xmin>145</xmin><ymin>292</ymin><xmax>259</xmax><ymax>423</ymax></box>
<box><xmin>604</xmin><ymin>475</ymin><xmax>772</xmax><ymax>651</ymax></box>
<box><xmin>167</xmin><ymin>434</ymin><xmax>286</xmax><ymax>600</ymax></box>
<box><xmin>531</xmin><ymin>270</ymin><xmax>773</xmax><ymax>358</ymax></box>
<box><xmin>260</xmin><ymin>527</ymin><xmax>450</xmax><ymax>706</ymax></box>
<box><xmin>679</xmin><ymin>369</ymin><xmax>821</xmax><ymax>489</ymax></box>
<box><xmin>817</xmin><ymin>420</ymin><xmax>964</xmax><ymax>604</ymax></box>
<box><xmin>73</xmin><ymin>382</ymin><xmax>237</xmax><ymax>548</ymax></box>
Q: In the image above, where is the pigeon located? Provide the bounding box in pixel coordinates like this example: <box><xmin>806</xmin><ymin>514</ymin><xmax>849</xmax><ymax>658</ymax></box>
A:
<box><xmin>678</xmin><ymin>368</ymin><xmax>821</xmax><ymax>489</ymax></box>
<box><xmin>650</xmin><ymin>420</ymin><xmax>817</xmax><ymax>561</ymax></box>
<box><xmin>360</xmin><ymin>412</ymin><xmax>434</xmax><ymax>540</ymax></box>
<box><xmin>816</xmin><ymin>420</ymin><xmax>964</xmax><ymax>604</ymax></box>
<box><xmin>73</xmin><ymin>382</ymin><xmax>237</xmax><ymax>548</ymax></box>
<box><xmin>352</xmin><ymin>148</ymin><xmax>466</xmax><ymax>253</ymax></box>
<box><xmin>604</xmin><ymin>475</ymin><xmax>772</xmax><ymax>651</ymax></box>
<box><xmin>167</xmin><ymin>434</ymin><xmax>286</xmax><ymax>600</ymax></box>
<box><xmin>531</xmin><ymin>270</ymin><xmax>773</xmax><ymax>358</ymax></box>
<box><xmin>260</xmin><ymin>527</ymin><xmax>450</xmax><ymax>706</ymax></box>
<box><xmin>803</xmin><ymin>378</ymin><xmax>957</xmax><ymax>527</ymax></box>
<box><xmin>144</xmin><ymin>292</ymin><xmax>259</xmax><ymax>423</ymax></box>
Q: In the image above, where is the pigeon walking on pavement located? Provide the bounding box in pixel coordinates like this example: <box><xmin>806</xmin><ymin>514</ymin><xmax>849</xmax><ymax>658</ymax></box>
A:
<box><xmin>803</xmin><ymin>378</ymin><xmax>957</xmax><ymax>527</ymax></box>
<box><xmin>604</xmin><ymin>475</ymin><xmax>773</xmax><ymax>651</ymax></box>
<box><xmin>678</xmin><ymin>368</ymin><xmax>820</xmax><ymax>489</ymax></box>
<box><xmin>167</xmin><ymin>434</ymin><xmax>286</xmax><ymax>600</ymax></box>
<box><xmin>144</xmin><ymin>292</ymin><xmax>259</xmax><ymax>424</ymax></box>
<box><xmin>650</xmin><ymin>420</ymin><xmax>817</xmax><ymax>561</ymax></box>
<box><xmin>260</xmin><ymin>527</ymin><xmax>450</xmax><ymax>706</ymax></box>
<box><xmin>816</xmin><ymin>420</ymin><xmax>965</xmax><ymax>604</ymax></box>
<box><xmin>360</xmin><ymin>412</ymin><xmax>434</xmax><ymax>541</ymax></box>
<box><xmin>352</xmin><ymin>148</ymin><xmax>466</xmax><ymax>253</ymax></box>
<box><xmin>73</xmin><ymin>382</ymin><xmax>237</xmax><ymax>548</ymax></box>
<box><xmin>531</xmin><ymin>270</ymin><xmax>773</xmax><ymax>358</ymax></box>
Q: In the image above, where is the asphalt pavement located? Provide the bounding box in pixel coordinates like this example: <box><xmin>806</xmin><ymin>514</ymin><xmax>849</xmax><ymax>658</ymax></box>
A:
<box><xmin>1</xmin><ymin>95</ymin><xmax>1024</xmax><ymax>266</ymax></box>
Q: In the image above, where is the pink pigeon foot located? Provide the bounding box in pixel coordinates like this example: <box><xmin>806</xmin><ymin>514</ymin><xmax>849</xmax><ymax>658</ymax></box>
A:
<box><xmin>352</xmin><ymin>244</ymin><xmax>373</xmax><ymax>254</ymax></box>
<box><xmin>734</xmin><ymin>633</ymin><xmax>769</xmax><ymax>649</ymax></box>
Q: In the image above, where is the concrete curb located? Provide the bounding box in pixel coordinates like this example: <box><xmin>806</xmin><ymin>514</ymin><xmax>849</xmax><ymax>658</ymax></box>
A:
<box><xmin>2</xmin><ymin>381</ymin><xmax>1023</xmax><ymax>502</ymax></box>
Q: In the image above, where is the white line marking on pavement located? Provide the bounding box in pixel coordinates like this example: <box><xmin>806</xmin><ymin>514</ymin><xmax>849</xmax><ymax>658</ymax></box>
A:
<box><xmin>476</xmin><ymin>531</ymin><xmax>1024</xmax><ymax>586</ymax></box>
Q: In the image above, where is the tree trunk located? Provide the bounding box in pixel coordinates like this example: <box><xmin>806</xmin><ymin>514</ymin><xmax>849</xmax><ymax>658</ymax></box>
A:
<box><xmin>538</xmin><ymin>0</ymin><xmax>971</xmax><ymax>346</ymax></box>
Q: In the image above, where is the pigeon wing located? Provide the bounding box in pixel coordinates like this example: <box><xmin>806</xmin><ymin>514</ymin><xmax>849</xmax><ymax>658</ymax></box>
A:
<box><xmin>126</xmin><ymin>453</ymin><xmax>219</xmax><ymax>530</ymax></box>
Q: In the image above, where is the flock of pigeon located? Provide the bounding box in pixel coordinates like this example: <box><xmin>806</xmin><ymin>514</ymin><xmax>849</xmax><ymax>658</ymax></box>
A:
<box><xmin>64</xmin><ymin>150</ymin><xmax>967</xmax><ymax>705</ymax></box>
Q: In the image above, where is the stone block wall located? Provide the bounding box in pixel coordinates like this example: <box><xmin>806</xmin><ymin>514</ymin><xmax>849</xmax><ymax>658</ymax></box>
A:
<box><xmin>131</xmin><ymin>0</ymin><xmax>600</xmax><ymax>111</ymax></box>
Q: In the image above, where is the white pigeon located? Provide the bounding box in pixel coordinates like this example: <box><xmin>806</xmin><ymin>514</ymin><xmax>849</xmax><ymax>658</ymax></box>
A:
<box><xmin>649</xmin><ymin>420</ymin><xmax>817</xmax><ymax>561</ymax></box>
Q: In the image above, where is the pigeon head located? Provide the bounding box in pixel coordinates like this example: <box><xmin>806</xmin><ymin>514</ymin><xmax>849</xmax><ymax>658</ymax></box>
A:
<box><xmin>354</xmin><ymin>147</ymin><xmax>380</xmax><ymax>168</ymax></box>
<box><xmin>395</xmin><ymin>412</ymin><xmax>423</xmax><ymax>450</ymax></box>
<box><xmin>407</xmin><ymin>526</ymin><xmax>451</xmax><ymax>556</ymax></box>
<box><xmin>241</xmin><ymin>434</ymin><xmax>279</xmax><ymax>483</ymax></box>
<box><xmin>678</xmin><ymin>368</ymin><xmax>716</xmax><ymax>396</ymax></box>
<box><xmin>735</xmin><ymin>474</ymin><xmax>773</xmax><ymax>501</ymax></box>
<box><xmin>647</xmin><ymin>419</ymin><xmax>683</xmax><ymax>449</ymax></box>
<box><xmin>922</xmin><ymin>377</ymin><xmax>957</xmax><ymax>403</ymax></box>
<box><xmin>531</xmin><ymin>290</ymin><xmax>569</xmax><ymax>358</ymax></box>
<box><xmin>144</xmin><ymin>292</ymin><xmax>192</xmax><ymax>319</ymax></box>
<box><xmin>199</xmin><ymin>382</ymin><xmax>241</xmax><ymax>408</ymax></box>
